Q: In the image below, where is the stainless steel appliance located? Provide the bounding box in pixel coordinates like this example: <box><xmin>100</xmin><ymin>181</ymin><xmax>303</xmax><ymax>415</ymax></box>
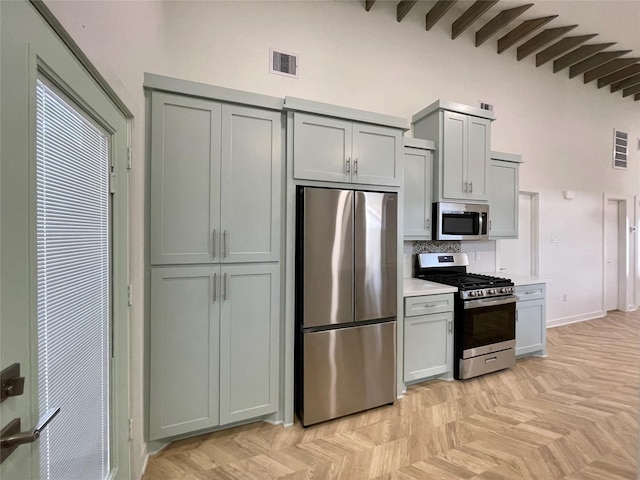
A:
<box><xmin>414</xmin><ymin>253</ymin><xmax>516</xmax><ymax>379</ymax></box>
<box><xmin>433</xmin><ymin>202</ymin><xmax>489</xmax><ymax>241</ymax></box>
<box><xmin>295</xmin><ymin>187</ymin><xmax>397</xmax><ymax>426</ymax></box>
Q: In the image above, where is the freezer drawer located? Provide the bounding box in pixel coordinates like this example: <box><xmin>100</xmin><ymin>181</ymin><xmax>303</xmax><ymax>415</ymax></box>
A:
<box><xmin>301</xmin><ymin>321</ymin><xmax>396</xmax><ymax>426</ymax></box>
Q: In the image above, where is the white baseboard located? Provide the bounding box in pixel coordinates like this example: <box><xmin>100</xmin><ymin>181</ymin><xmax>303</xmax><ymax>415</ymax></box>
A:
<box><xmin>547</xmin><ymin>310</ymin><xmax>605</xmax><ymax>328</ymax></box>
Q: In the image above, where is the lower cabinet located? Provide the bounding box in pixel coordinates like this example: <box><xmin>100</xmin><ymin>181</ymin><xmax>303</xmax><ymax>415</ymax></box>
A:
<box><xmin>149</xmin><ymin>263</ymin><xmax>280</xmax><ymax>440</ymax></box>
<box><xmin>403</xmin><ymin>293</ymin><xmax>454</xmax><ymax>382</ymax></box>
<box><xmin>515</xmin><ymin>284</ymin><xmax>546</xmax><ymax>358</ymax></box>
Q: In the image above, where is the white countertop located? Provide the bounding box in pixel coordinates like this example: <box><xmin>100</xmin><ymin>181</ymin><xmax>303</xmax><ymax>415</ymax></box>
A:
<box><xmin>404</xmin><ymin>273</ymin><xmax>545</xmax><ymax>297</ymax></box>
<box><xmin>403</xmin><ymin>278</ymin><xmax>458</xmax><ymax>297</ymax></box>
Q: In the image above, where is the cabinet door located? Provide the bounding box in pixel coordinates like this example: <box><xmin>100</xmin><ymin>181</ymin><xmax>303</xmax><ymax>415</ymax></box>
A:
<box><xmin>404</xmin><ymin>312</ymin><xmax>453</xmax><ymax>382</ymax></box>
<box><xmin>516</xmin><ymin>299</ymin><xmax>545</xmax><ymax>357</ymax></box>
<box><xmin>466</xmin><ymin>117</ymin><xmax>490</xmax><ymax>201</ymax></box>
<box><xmin>219</xmin><ymin>264</ymin><xmax>280</xmax><ymax>425</ymax></box>
<box><xmin>220</xmin><ymin>105</ymin><xmax>282</xmax><ymax>262</ymax></box>
<box><xmin>404</xmin><ymin>147</ymin><xmax>433</xmax><ymax>239</ymax></box>
<box><xmin>150</xmin><ymin>92</ymin><xmax>221</xmax><ymax>265</ymax></box>
<box><xmin>293</xmin><ymin>113</ymin><xmax>351</xmax><ymax>183</ymax></box>
<box><xmin>488</xmin><ymin>159</ymin><xmax>519</xmax><ymax>238</ymax></box>
<box><xmin>441</xmin><ymin>111</ymin><xmax>467</xmax><ymax>200</ymax></box>
<box><xmin>352</xmin><ymin>123</ymin><xmax>401</xmax><ymax>186</ymax></box>
<box><xmin>149</xmin><ymin>266</ymin><xmax>220</xmax><ymax>440</ymax></box>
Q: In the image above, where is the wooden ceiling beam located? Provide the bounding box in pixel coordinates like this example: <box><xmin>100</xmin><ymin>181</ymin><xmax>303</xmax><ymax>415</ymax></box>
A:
<box><xmin>536</xmin><ymin>34</ymin><xmax>599</xmax><ymax>67</ymax></box>
<box><xmin>517</xmin><ymin>25</ymin><xmax>578</xmax><ymax>61</ymax></box>
<box><xmin>600</xmin><ymin>64</ymin><xmax>640</xmax><ymax>89</ymax></box>
<box><xmin>622</xmin><ymin>83</ymin><xmax>640</xmax><ymax>97</ymax></box>
<box><xmin>497</xmin><ymin>16</ymin><xmax>557</xmax><ymax>54</ymax></box>
<box><xmin>426</xmin><ymin>0</ymin><xmax>458</xmax><ymax>31</ymax></box>
<box><xmin>584</xmin><ymin>58</ymin><xmax>640</xmax><ymax>84</ymax></box>
<box><xmin>553</xmin><ymin>43</ymin><xmax>616</xmax><ymax>73</ymax></box>
<box><xmin>610</xmin><ymin>72</ymin><xmax>640</xmax><ymax>92</ymax></box>
<box><xmin>452</xmin><ymin>0</ymin><xmax>499</xmax><ymax>40</ymax></box>
<box><xmin>475</xmin><ymin>3</ymin><xmax>532</xmax><ymax>47</ymax></box>
<box><xmin>397</xmin><ymin>1</ymin><xmax>418</xmax><ymax>22</ymax></box>
<box><xmin>569</xmin><ymin>51</ymin><xmax>631</xmax><ymax>78</ymax></box>
<box><xmin>365</xmin><ymin>0</ymin><xmax>376</xmax><ymax>12</ymax></box>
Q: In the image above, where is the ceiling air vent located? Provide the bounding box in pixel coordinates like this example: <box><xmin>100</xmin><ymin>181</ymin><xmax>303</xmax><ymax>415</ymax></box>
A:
<box><xmin>270</xmin><ymin>48</ymin><xmax>298</xmax><ymax>78</ymax></box>
<box><xmin>613</xmin><ymin>129</ymin><xmax>628</xmax><ymax>169</ymax></box>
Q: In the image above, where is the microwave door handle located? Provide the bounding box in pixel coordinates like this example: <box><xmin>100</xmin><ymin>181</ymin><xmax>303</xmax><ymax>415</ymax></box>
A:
<box><xmin>477</xmin><ymin>212</ymin><xmax>483</xmax><ymax>235</ymax></box>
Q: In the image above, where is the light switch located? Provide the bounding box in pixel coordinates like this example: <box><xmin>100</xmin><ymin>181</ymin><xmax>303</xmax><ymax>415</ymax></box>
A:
<box><xmin>551</xmin><ymin>235</ymin><xmax>559</xmax><ymax>244</ymax></box>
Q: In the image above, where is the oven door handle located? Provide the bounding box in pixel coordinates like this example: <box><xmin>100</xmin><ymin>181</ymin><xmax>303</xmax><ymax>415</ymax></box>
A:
<box><xmin>463</xmin><ymin>295</ymin><xmax>518</xmax><ymax>309</ymax></box>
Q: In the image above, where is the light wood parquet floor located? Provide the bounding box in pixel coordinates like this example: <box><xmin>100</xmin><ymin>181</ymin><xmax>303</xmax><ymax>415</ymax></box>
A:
<box><xmin>143</xmin><ymin>311</ymin><xmax>640</xmax><ymax>479</ymax></box>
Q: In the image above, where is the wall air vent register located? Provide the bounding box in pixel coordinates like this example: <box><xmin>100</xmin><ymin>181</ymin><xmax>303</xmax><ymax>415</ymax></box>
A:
<box><xmin>270</xmin><ymin>48</ymin><xmax>298</xmax><ymax>78</ymax></box>
<box><xmin>613</xmin><ymin>129</ymin><xmax>628</xmax><ymax>169</ymax></box>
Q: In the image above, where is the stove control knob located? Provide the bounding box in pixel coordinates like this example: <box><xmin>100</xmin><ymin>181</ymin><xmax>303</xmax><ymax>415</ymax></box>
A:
<box><xmin>477</xmin><ymin>290</ymin><xmax>483</xmax><ymax>297</ymax></box>
<box><xmin>468</xmin><ymin>291</ymin><xmax>476</xmax><ymax>297</ymax></box>
<box><xmin>500</xmin><ymin>288</ymin><xmax>508</xmax><ymax>293</ymax></box>
<box><xmin>488</xmin><ymin>289</ymin><xmax>496</xmax><ymax>295</ymax></box>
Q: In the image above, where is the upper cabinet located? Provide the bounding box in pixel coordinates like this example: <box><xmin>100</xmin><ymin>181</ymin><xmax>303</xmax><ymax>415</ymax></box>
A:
<box><xmin>403</xmin><ymin>138</ymin><xmax>434</xmax><ymax>240</ymax></box>
<box><xmin>412</xmin><ymin>100</ymin><xmax>494</xmax><ymax>203</ymax></box>
<box><xmin>285</xmin><ymin>97</ymin><xmax>408</xmax><ymax>187</ymax></box>
<box><xmin>149</xmin><ymin>91</ymin><xmax>282</xmax><ymax>265</ymax></box>
<box><xmin>488</xmin><ymin>151</ymin><xmax>523</xmax><ymax>239</ymax></box>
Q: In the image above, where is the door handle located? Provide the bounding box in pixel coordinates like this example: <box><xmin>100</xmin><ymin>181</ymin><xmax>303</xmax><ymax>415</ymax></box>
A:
<box><xmin>1</xmin><ymin>408</ymin><xmax>60</xmax><ymax>463</ymax></box>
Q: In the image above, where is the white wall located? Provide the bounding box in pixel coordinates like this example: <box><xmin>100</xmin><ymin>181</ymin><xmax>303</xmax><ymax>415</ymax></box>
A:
<box><xmin>42</xmin><ymin>0</ymin><xmax>640</xmax><ymax>477</ymax></box>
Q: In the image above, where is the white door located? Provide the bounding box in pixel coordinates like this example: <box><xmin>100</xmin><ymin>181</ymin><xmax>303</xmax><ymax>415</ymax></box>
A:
<box><xmin>1</xmin><ymin>2</ymin><xmax>130</xmax><ymax>478</ymax></box>
<box><xmin>498</xmin><ymin>193</ymin><xmax>536</xmax><ymax>276</ymax></box>
<box><xmin>605</xmin><ymin>199</ymin><xmax>620</xmax><ymax>311</ymax></box>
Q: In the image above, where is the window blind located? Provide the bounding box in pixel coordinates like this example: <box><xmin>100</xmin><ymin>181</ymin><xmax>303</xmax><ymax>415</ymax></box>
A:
<box><xmin>36</xmin><ymin>79</ymin><xmax>110</xmax><ymax>480</ymax></box>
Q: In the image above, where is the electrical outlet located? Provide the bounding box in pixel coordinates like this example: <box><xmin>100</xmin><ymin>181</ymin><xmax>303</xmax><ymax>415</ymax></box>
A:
<box><xmin>551</xmin><ymin>234</ymin><xmax>559</xmax><ymax>244</ymax></box>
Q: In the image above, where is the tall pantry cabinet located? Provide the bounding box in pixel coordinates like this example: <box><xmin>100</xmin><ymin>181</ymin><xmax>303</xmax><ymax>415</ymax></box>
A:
<box><xmin>147</xmin><ymin>85</ymin><xmax>282</xmax><ymax>440</ymax></box>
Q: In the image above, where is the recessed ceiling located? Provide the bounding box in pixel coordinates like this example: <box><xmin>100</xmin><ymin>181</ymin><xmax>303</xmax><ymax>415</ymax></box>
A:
<box><xmin>364</xmin><ymin>0</ymin><xmax>640</xmax><ymax>103</ymax></box>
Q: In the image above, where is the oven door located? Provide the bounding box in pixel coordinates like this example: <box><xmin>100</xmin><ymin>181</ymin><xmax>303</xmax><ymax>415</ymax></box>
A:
<box><xmin>460</xmin><ymin>295</ymin><xmax>516</xmax><ymax>358</ymax></box>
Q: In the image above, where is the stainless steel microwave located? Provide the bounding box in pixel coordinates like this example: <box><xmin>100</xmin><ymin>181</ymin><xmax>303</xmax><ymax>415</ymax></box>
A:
<box><xmin>433</xmin><ymin>202</ymin><xmax>489</xmax><ymax>241</ymax></box>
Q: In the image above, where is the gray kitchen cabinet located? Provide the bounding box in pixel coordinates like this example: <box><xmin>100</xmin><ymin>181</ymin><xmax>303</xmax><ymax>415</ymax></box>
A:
<box><xmin>150</xmin><ymin>91</ymin><xmax>281</xmax><ymax>265</ymax></box>
<box><xmin>292</xmin><ymin>112</ymin><xmax>402</xmax><ymax>186</ymax></box>
<box><xmin>515</xmin><ymin>284</ymin><xmax>547</xmax><ymax>358</ymax></box>
<box><xmin>412</xmin><ymin>100</ymin><xmax>494</xmax><ymax>203</ymax></box>
<box><xmin>488</xmin><ymin>152</ymin><xmax>522</xmax><ymax>239</ymax></box>
<box><xmin>149</xmin><ymin>264</ymin><xmax>280</xmax><ymax>440</ymax></box>
<box><xmin>403</xmin><ymin>139</ymin><xmax>434</xmax><ymax>240</ymax></box>
<box><xmin>403</xmin><ymin>293</ymin><xmax>454</xmax><ymax>382</ymax></box>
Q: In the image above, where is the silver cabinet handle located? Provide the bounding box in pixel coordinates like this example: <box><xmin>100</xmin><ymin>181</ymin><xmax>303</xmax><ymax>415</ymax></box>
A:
<box><xmin>516</xmin><ymin>310</ymin><xmax>519</xmax><ymax>322</ymax></box>
<box><xmin>448</xmin><ymin>320</ymin><xmax>452</xmax><ymax>333</ymax></box>
<box><xmin>223</xmin><ymin>272</ymin><xmax>228</xmax><ymax>300</ymax></box>
<box><xmin>223</xmin><ymin>230</ymin><xmax>228</xmax><ymax>258</ymax></box>
<box><xmin>213</xmin><ymin>273</ymin><xmax>217</xmax><ymax>303</ymax></box>
<box><xmin>489</xmin><ymin>220</ymin><xmax>492</xmax><ymax>231</ymax></box>
<box><xmin>469</xmin><ymin>181</ymin><xmax>473</xmax><ymax>193</ymax></box>
<box><xmin>463</xmin><ymin>182</ymin><xmax>468</xmax><ymax>192</ymax></box>
<box><xmin>1</xmin><ymin>408</ymin><xmax>61</xmax><ymax>462</ymax></box>
<box><xmin>346</xmin><ymin>157</ymin><xmax>351</xmax><ymax>174</ymax></box>
<box><xmin>425</xmin><ymin>218</ymin><xmax>430</xmax><ymax>230</ymax></box>
<box><xmin>212</xmin><ymin>230</ymin><xmax>217</xmax><ymax>259</ymax></box>
<box><xmin>354</xmin><ymin>157</ymin><xmax>358</xmax><ymax>173</ymax></box>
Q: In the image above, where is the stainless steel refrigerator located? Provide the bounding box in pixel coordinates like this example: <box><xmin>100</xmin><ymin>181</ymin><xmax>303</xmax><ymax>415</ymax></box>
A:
<box><xmin>295</xmin><ymin>187</ymin><xmax>397</xmax><ymax>426</ymax></box>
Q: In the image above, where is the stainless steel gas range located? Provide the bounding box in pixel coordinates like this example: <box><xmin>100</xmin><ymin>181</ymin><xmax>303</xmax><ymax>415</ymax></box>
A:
<box><xmin>414</xmin><ymin>253</ymin><xmax>517</xmax><ymax>380</ymax></box>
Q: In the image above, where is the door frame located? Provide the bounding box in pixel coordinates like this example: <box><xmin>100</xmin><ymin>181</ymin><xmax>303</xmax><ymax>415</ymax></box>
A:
<box><xmin>495</xmin><ymin>191</ymin><xmax>540</xmax><ymax>276</ymax></box>
<box><xmin>2</xmin><ymin>1</ymin><xmax>133</xmax><ymax>477</ymax></box>
<box><xmin>602</xmin><ymin>194</ymin><xmax>631</xmax><ymax>313</ymax></box>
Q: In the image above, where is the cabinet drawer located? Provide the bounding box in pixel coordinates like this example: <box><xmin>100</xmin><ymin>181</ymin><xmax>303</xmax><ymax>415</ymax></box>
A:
<box><xmin>404</xmin><ymin>293</ymin><xmax>453</xmax><ymax>317</ymax></box>
<box><xmin>515</xmin><ymin>284</ymin><xmax>545</xmax><ymax>302</ymax></box>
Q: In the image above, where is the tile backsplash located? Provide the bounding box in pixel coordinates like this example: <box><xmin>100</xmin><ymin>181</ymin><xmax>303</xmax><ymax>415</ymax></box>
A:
<box><xmin>403</xmin><ymin>240</ymin><xmax>497</xmax><ymax>277</ymax></box>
